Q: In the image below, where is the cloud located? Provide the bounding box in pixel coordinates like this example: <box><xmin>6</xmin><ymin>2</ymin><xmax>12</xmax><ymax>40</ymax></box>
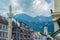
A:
<box><xmin>0</xmin><ymin>0</ymin><xmax>53</xmax><ymax>17</ymax></box>
<box><xmin>32</xmin><ymin>0</ymin><xmax>50</xmax><ymax>11</ymax></box>
<box><xmin>12</xmin><ymin>0</ymin><xmax>51</xmax><ymax>17</ymax></box>
<box><xmin>49</xmin><ymin>0</ymin><xmax>54</xmax><ymax>11</ymax></box>
<box><xmin>11</xmin><ymin>0</ymin><xmax>19</xmax><ymax>7</ymax></box>
<box><xmin>16</xmin><ymin>10</ymin><xmax>23</xmax><ymax>13</ymax></box>
<box><xmin>0</xmin><ymin>0</ymin><xmax>10</xmax><ymax>17</ymax></box>
<box><xmin>14</xmin><ymin>10</ymin><xmax>24</xmax><ymax>16</ymax></box>
<box><xmin>23</xmin><ymin>0</ymin><xmax>51</xmax><ymax>17</ymax></box>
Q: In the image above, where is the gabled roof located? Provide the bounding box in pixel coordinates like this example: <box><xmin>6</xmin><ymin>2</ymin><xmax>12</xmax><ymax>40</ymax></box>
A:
<box><xmin>0</xmin><ymin>16</ymin><xmax>8</xmax><ymax>25</ymax></box>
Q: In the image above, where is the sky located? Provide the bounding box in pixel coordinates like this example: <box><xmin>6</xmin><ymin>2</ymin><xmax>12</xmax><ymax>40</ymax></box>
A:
<box><xmin>0</xmin><ymin>0</ymin><xmax>54</xmax><ymax>17</ymax></box>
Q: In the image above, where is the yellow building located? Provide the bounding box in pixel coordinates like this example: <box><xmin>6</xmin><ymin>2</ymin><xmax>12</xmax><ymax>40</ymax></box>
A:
<box><xmin>52</xmin><ymin>0</ymin><xmax>60</xmax><ymax>32</ymax></box>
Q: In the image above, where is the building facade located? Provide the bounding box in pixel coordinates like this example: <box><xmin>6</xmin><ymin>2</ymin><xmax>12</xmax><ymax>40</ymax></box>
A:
<box><xmin>51</xmin><ymin>29</ymin><xmax>60</xmax><ymax>40</ymax></box>
<box><xmin>51</xmin><ymin>0</ymin><xmax>60</xmax><ymax>40</ymax></box>
<box><xmin>12</xmin><ymin>19</ymin><xmax>33</xmax><ymax>40</ymax></box>
<box><xmin>33</xmin><ymin>32</ymin><xmax>47</xmax><ymax>40</ymax></box>
<box><xmin>0</xmin><ymin>16</ymin><xmax>8</xmax><ymax>40</ymax></box>
<box><xmin>52</xmin><ymin>0</ymin><xmax>60</xmax><ymax>32</ymax></box>
<box><xmin>33</xmin><ymin>32</ymin><xmax>40</xmax><ymax>40</ymax></box>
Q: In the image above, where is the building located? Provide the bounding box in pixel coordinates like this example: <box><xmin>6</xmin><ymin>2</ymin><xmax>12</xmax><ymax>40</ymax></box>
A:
<box><xmin>12</xmin><ymin>19</ymin><xmax>33</xmax><ymax>40</ymax></box>
<box><xmin>33</xmin><ymin>32</ymin><xmax>47</xmax><ymax>40</ymax></box>
<box><xmin>52</xmin><ymin>0</ymin><xmax>60</xmax><ymax>32</ymax></box>
<box><xmin>51</xmin><ymin>29</ymin><xmax>60</xmax><ymax>40</ymax></box>
<box><xmin>33</xmin><ymin>32</ymin><xmax>40</xmax><ymax>40</ymax></box>
<box><xmin>0</xmin><ymin>16</ymin><xmax>8</xmax><ymax>40</ymax></box>
<box><xmin>51</xmin><ymin>0</ymin><xmax>60</xmax><ymax>40</ymax></box>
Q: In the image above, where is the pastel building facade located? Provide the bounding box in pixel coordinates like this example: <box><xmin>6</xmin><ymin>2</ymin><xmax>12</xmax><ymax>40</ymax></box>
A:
<box><xmin>12</xmin><ymin>19</ymin><xmax>33</xmax><ymax>40</ymax></box>
<box><xmin>33</xmin><ymin>32</ymin><xmax>47</xmax><ymax>40</ymax></box>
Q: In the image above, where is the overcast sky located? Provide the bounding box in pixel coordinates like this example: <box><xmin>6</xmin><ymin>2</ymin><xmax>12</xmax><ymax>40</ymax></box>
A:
<box><xmin>0</xmin><ymin>0</ymin><xmax>54</xmax><ymax>17</ymax></box>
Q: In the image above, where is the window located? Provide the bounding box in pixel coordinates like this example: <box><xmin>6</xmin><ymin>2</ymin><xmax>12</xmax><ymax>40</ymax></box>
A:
<box><xmin>24</xmin><ymin>35</ymin><xmax>27</xmax><ymax>38</ymax></box>
<box><xmin>20</xmin><ymin>30</ymin><xmax>23</xmax><ymax>32</ymax></box>
<box><xmin>3</xmin><ymin>32</ymin><xmax>8</xmax><ymax>38</ymax></box>
<box><xmin>25</xmin><ymin>25</ymin><xmax>28</xmax><ymax>28</ymax></box>
<box><xmin>20</xmin><ymin>23</ymin><xmax>25</xmax><ymax>27</ymax></box>
<box><xmin>0</xmin><ymin>39</ymin><xmax>6</xmax><ymax>40</ymax></box>
<box><xmin>22</xmin><ymin>23</ymin><xmax>25</xmax><ymax>27</ymax></box>
<box><xmin>6</xmin><ymin>26</ymin><xmax>8</xmax><ymax>31</ymax></box>
<box><xmin>3</xmin><ymin>25</ymin><xmax>6</xmax><ymax>30</ymax></box>
<box><xmin>0</xmin><ymin>24</ymin><xmax>2</xmax><ymax>30</ymax></box>
<box><xmin>3</xmin><ymin>25</ymin><xmax>8</xmax><ymax>31</ymax></box>
<box><xmin>0</xmin><ymin>31</ymin><xmax>2</xmax><ymax>37</ymax></box>
<box><xmin>3</xmin><ymin>32</ymin><xmax>5</xmax><ymax>37</ymax></box>
<box><xmin>6</xmin><ymin>32</ymin><xmax>8</xmax><ymax>38</ymax></box>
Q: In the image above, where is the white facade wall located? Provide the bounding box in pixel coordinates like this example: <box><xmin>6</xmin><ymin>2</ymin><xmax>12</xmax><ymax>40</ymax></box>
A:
<box><xmin>0</xmin><ymin>23</ymin><xmax>8</xmax><ymax>40</ymax></box>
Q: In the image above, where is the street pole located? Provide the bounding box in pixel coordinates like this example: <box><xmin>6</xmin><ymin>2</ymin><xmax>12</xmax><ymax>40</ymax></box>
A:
<box><xmin>8</xmin><ymin>5</ymin><xmax>13</xmax><ymax>40</ymax></box>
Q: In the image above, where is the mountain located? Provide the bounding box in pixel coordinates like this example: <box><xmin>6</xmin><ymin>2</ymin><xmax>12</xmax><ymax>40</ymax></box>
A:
<box><xmin>13</xmin><ymin>13</ymin><xmax>54</xmax><ymax>34</ymax></box>
<box><xmin>13</xmin><ymin>14</ymin><xmax>33</xmax><ymax>21</ymax></box>
<box><xmin>33</xmin><ymin>16</ymin><xmax>52</xmax><ymax>22</ymax></box>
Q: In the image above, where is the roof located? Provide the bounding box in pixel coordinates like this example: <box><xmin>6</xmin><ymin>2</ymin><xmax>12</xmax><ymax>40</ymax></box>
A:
<box><xmin>0</xmin><ymin>16</ymin><xmax>8</xmax><ymax>25</ymax></box>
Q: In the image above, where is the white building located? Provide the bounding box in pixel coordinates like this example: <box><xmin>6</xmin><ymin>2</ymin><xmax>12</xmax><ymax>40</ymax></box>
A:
<box><xmin>0</xmin><ymin>16</ymin><xmax>8</xmax><ymax>40</ymax></box>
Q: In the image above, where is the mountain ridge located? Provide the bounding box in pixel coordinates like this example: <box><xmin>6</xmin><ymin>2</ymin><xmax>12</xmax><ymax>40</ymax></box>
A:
<box><xmin>13</xmin><ymin>13</ymin><xmax>54</xmax><ymax>34</ymax></box>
